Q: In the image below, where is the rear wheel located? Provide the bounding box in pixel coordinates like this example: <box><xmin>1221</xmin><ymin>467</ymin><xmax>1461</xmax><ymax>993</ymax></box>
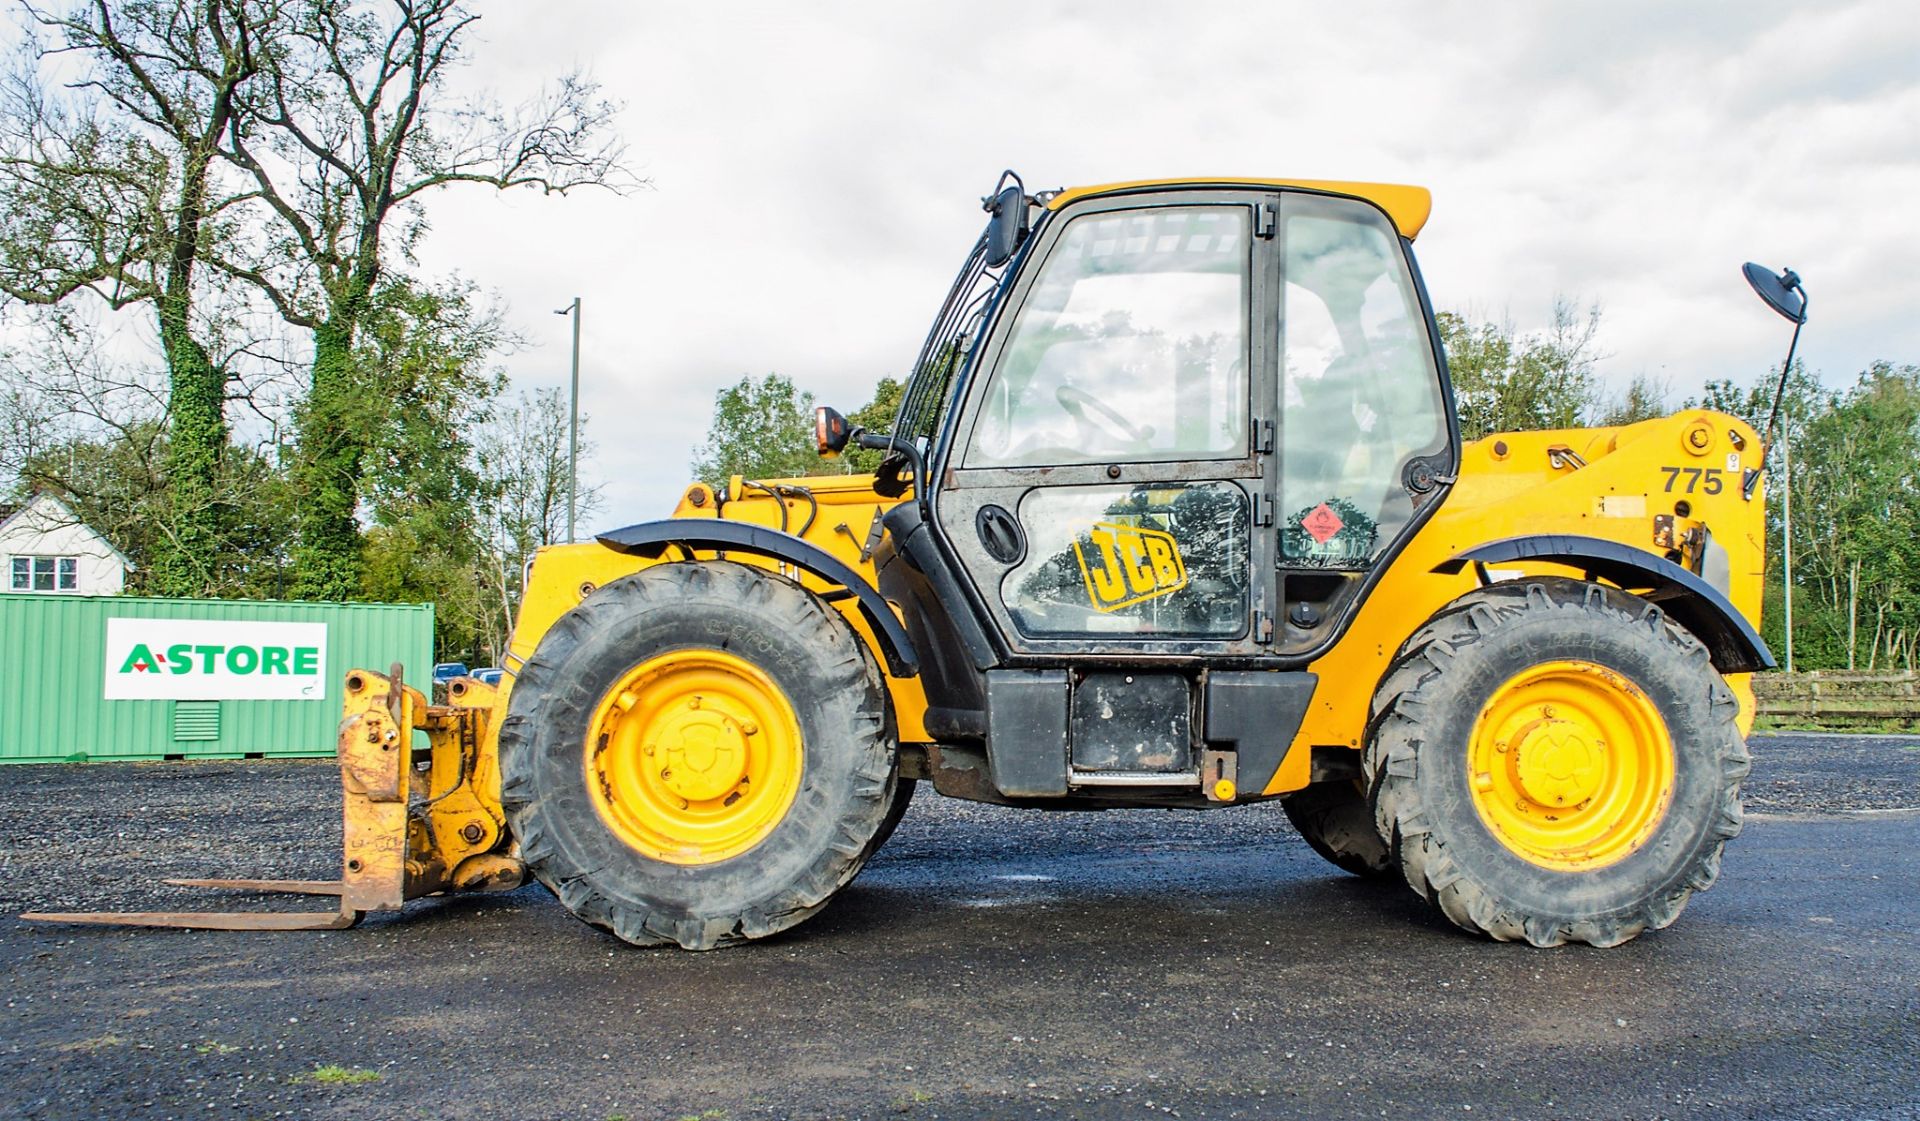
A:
<box><xmin>499</xmin><ymin>561</ymin><xmax>897</xmax><ymax>950</ymax></box>
<box><xmin>867</xmin><ymin>777</ymin><xmax>917</xmax><ymax>858</ymax></box>
<box><xmin>1282</xmin><ymin>780</ymin><xmax>1392</xmax><ymax>878</ymax></box>
<box><xmin>1365</xmin><ymin>578</ymin><xmax>1749</xmax><ymax>947</ymax></box>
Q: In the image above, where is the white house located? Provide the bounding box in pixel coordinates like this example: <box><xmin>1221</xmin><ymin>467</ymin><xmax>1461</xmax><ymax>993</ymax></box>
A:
<box><xmin>0</xmin><ymin>492</ymin><xmax>129</xmax><ymax>596</ymax></box>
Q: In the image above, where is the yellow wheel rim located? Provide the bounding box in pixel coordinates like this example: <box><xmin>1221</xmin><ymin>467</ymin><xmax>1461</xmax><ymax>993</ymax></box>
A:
<box><xmin>1466</xmin><ymin>659</ymin><xmax>1675</xmax><ymax>871</ymax></box>
<box><xmin>585</xmin><ymin>650</ymin><xmax>803</xmax><ymax>865</ymax></box>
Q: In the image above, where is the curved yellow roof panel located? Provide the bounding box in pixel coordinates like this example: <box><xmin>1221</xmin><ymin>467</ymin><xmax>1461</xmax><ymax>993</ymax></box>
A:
<box><xmin>1046</xmin><ymin>178</ymin><xmax>1433</xmax><ymax>240</ymax></box>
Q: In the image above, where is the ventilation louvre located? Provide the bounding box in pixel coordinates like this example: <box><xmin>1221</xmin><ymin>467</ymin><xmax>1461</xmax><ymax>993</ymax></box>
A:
<box><xmin>171</xmin><ymin>701</ymin><xmax>221</xmax><ymax>742</ymax></box>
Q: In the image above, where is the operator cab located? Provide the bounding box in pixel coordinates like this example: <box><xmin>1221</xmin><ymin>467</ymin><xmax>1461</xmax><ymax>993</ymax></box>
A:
<box><xmin>884</xmin><ymin>178</ymin><xmax>1455</xmax><ymax>653</ymax></box>
<box><xmin>845</xmin><ymin>175</ymin><xmax>1459</xmax><ymax>803</ymax></box>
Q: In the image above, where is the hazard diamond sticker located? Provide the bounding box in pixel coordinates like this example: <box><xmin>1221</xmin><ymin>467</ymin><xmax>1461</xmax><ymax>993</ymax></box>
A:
<box><xmin>1302</xmin><ymin>502</ymin><xmax>1344</xmax><ymax>544</ymax></box>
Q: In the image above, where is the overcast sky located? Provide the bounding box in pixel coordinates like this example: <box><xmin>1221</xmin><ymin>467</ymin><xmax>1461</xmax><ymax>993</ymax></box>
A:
<box><xmin>417</xmin><ymin>0</ymin><xmax>1920</xmax><ymax>528</ymax></box>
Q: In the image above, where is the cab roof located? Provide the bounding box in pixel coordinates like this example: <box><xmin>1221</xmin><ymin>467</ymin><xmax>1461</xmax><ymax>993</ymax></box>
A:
<box><xmin>1046</xmin><ymin>178</ymin><xmax>1432</xmax><ymax>240</ymax></box>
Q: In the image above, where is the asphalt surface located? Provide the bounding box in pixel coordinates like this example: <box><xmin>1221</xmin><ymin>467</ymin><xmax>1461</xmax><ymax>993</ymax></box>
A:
<box><xmin>2</xmin><ymin>733</ymin><xmax>1916</xmax><ymax>1121</ymax></box>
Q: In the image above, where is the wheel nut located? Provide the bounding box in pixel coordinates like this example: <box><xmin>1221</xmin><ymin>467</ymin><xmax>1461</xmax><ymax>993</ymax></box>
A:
<box><xmin>688</xmin><ymin>696</ymin><xmax>702</xmax><ymax>710</ymax></box>
<box><xmin>741</xmin><ymin>722</ymin><xmax>759</xmax><ymax>736</ymax></box>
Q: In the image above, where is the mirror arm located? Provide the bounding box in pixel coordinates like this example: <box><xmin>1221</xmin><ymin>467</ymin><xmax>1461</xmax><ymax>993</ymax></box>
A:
<box><xmin>1746</xmin><ymin>291</ymin><xmax>1808</xmax><ymax>501</ymax></box>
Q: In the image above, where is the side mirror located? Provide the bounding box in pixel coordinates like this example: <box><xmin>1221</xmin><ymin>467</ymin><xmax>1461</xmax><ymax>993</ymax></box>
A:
<box><xmin>1740</xmin><ymin>261</ymin><xmax>1811</xmax><ymax>499</ymax></box>
<box><xmin>983</xmin><ymin>170</ymin><xmax>1029</xmax><ymax>268</ymax></box>
<box><xmin>1743</xmin><ymin>262</ymin><xmax>1807</xmax><ymax>324</ymax></box>
<box><xmin>814</xmin><ymin>406</ymin><xmax>852</xmax><ymax>457</ymax></box>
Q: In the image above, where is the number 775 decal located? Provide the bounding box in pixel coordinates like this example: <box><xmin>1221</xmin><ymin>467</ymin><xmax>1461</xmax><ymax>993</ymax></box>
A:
<box><xmin>1660</xmin><ymin>466</ymin><xmax>1724</xmax><ymax>495</ymax></box>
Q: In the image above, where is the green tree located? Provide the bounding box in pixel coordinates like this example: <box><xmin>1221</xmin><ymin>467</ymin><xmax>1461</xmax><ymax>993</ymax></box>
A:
<box><xmin>842</xmin><ymin>375</ymin><xmax>906</xmax><ymax>474</ymax></box>
<box><xmin>1786</xmin><ymin>363</ymin><xmax>1920</xmax><ymax>669</ymax></box>
<box><xmin>1699</xmin><ymin>361</ymin><xmax>1920</xmax><ymax>672</ymax></box>
<box><xmin>690</xmin><ymin>373</ymin><xmax>825</xmax><ymax>489</ymax></box>
<box><xmin>690</xmin><ymin>373</ymin><xmax>914</xmax><ymax>488</ymax></box>
<box><xmin>356</xmin><ymin>278</ymin><xmax>508</xmax><ymax>657</ymax></box>
<box><xmin>1438</xmin><ymin>299</ymin><xmax>1604</xmax><ymax>440</ymax></box>
<box><xmin>1595</xmin><ymin>373</ymin><xmax>1672</xmax><ymax>427</ymax></box>
<box><xmin>1693</xmin><ymin>363</ymin><xmax>1823</xmax><ymax>441</ymax></box>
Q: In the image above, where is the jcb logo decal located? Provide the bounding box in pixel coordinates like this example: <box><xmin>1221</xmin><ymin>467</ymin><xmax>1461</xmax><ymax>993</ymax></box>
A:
<box><xmin>1073</xmin><ymin>523</ymin><xmax>1188</xmax><ymax>612</ymax></box>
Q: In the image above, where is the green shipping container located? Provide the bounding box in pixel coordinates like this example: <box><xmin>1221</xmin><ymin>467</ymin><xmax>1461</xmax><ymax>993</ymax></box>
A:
<box><xmin>0</xmin><ymin>594</ymin><xmax>433</xmax><ymax>763</ymax></box>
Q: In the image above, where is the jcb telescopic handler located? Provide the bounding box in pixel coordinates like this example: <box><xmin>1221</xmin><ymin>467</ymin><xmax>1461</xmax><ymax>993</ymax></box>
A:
<box><xmin>28</xmin><ymin>173</ymin><xmax>1783</xmax><ymax>950</ymax></box>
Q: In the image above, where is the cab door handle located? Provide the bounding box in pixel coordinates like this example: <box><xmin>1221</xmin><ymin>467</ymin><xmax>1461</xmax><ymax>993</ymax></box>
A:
<box><xmin>975</xmin><ymin>505</ymin><xmax>1026</xmax><ymax>565</ymax></box>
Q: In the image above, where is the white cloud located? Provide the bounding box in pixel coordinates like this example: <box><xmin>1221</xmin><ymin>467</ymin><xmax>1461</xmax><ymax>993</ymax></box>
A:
<box><xmin>415</xmin><ymin>0</ymin><xmax>1920</xmax><ymax>525</ymax></box>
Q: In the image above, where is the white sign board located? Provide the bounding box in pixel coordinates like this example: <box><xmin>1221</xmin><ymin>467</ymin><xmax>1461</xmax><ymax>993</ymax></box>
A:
<box><xmin>104</xmin><ymin>618</ymin><xmax>329</xmax><ymax>701</ymax></box>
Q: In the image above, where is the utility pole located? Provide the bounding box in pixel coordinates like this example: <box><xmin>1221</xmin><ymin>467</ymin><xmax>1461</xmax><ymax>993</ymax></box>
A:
<box><xmin>1782</xmin><ymin>398</ymin><xmax>1794</xmax><ymax>673</ymax></box>
<box><xmin>556</xmin><ymin>297</ymin><xmax>582</xmax><ymax>543</ymax></box>
<box><xmin>1739</xmin><ymin>261</ymin><xmax>1808</xmax><ymax>674</ymax></box>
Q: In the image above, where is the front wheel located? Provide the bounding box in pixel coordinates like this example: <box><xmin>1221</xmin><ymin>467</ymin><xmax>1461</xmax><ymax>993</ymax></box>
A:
<box><xmin>499</xmin><ymin>561</ymin><xmax>897</xmax><ymax>950</ymax></box>
<box><xmin>1365</xmin><ymin>578</ymin><xmax>1750</xmax><ymax>947</ymax></box>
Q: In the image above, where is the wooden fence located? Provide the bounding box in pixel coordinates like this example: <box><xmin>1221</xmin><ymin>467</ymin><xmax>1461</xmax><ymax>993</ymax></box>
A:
<box><xmin>1752</xmin><ymin>671</ymin><xmax>1920</xmax><ymax>731</ymax></box>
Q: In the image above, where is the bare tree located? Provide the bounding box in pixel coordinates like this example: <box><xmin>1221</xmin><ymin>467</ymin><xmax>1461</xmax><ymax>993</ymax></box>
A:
<box><xmin>0</xmin><ymin>0</ymin><xmax>279</xmax><ymax>594</ymax></box>
<box><xmin>2</xmin><ymin>0</ymin><xmax>633</xmax><ymax>604</ymax></box>
<box><xmin>0</xmin><ymin>308</ymin><xmax>296</xmax><ymax>596</ymax></box>
<box><xmin>471</xmin><ymin>385</ymin><xmax>597</xmax><ymax>662</ymax></box>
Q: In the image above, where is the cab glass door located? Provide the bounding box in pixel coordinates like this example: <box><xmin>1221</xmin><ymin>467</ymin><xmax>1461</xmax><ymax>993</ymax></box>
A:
<box><xmin>937</xmin><ymin>195</ymin><xmax>1272</xmax><ymax>654</ymax></box>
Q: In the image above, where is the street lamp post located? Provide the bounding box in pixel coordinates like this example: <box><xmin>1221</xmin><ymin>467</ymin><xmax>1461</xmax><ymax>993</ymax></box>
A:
<box><xmin>556</xmin><ymin>296</ymin><xmax>582</xmax><ymax>543</ymax></box>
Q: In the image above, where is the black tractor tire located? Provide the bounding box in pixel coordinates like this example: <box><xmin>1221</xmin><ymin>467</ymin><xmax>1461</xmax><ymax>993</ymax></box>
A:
<box><xmin>499</xmin><ymin>561</ymin><xmax>897</xmax><ymax>951</ymax></box>
<box><xmin>1282</xmin><ymin>780</ymin><xmax>1394</xmax><ymax>878</ymax></box>
<box><xmin>866</xmin><ymin>777</ymin><xmax>917</xmax><ymax>859</ymax></box>
<box><xmin>1364</xmin><ymin>578</ymin><xmax>1750</xmax><ymax>948</ymax></box>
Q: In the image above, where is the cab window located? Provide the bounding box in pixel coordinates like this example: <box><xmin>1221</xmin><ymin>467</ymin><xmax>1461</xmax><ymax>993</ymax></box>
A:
<box><xmin>1278</xmin><ymin>196</ymin><xmax>1446</xmax><ymax>567</ymax></box>
<box><xmin>965</xmin><ymin>206</ymin><xmax>1249</xmax><ymax>468</ymax></box>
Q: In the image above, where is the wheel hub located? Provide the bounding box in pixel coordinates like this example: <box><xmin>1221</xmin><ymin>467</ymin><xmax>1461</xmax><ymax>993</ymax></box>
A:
<box><xmin>1510</xmin><ymin>717</ymin><xmax>1604</xmax><ymax>808</ymax></box>
<box><xmin>655</xmin><ymin>704</ymin><xmax>752</xmax><ymax>802</ymax></box>
<box><xmin>584</xmin><ymin>650</ymin><xmax>803</xmax><ymax>865</ymax></box>
<box><xmin>1466</xmin><ymin>660</ymin><xmax>1675</xmax><ymax>871</ymax></box>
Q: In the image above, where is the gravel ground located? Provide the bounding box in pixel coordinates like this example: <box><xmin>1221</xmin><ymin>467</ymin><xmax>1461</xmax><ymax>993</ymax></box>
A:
<box><xmin>1</xmin><ymin>732</ymin><xmax>1915</xmax><ymax>1120</ymax></box>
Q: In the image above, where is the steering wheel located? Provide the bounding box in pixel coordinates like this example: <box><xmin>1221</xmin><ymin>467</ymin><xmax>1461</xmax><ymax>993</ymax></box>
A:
<box><xmin>1056</xmin><ymin>385</ymin><xmax>1150</xmax><ymax>447</ymax></box>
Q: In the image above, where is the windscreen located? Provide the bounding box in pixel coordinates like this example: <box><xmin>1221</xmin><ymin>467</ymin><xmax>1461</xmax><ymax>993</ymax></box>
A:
<box><xmin>963</xmin><ymin>206</ymin><xmax>1249</xmax><ymax>468</ymax></box>
<box><xmin>891</xmin><ymin>233</ymin><xmax>1007</xmax><ymax>456</ymax></box>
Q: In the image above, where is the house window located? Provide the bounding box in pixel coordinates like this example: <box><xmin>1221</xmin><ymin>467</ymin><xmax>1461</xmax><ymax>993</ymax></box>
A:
<box><xmin>9</xmin><ymin>556</ymin><xmax>79</xmax><ymax>592</ymax></box>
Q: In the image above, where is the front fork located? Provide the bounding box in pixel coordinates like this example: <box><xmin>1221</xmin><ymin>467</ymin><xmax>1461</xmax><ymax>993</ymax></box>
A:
<box><xmin>21</xmin><ymin>667</ymin><xmax>523</xmax><ymax>932</ymax></box>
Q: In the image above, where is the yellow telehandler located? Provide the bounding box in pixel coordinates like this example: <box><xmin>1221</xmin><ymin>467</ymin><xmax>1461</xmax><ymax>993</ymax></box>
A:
<box><xmin>27</xmin><ymin>173</ymin><xmax>1782</xmax><ymax>949</ymax></box>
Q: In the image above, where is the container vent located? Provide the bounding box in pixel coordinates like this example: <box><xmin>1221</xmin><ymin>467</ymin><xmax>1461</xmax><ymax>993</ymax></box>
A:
<box><xmin>172</xmin><ymin>701</ymin><xmax>221</xmax><ymax>742</ymax></box>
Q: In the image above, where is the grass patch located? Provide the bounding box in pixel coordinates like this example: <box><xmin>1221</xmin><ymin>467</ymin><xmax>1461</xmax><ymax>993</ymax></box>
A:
<box><xmin>1753</xmin><ymin>716</ymin><xmax>1920</xmax><ymax>735</ymax></box>
<box><xmin>893</xmin><ymin>1088</ymin><xmax>934</xmax><ymax>1112</ymax></box>
<box><xmin>293</xmin><ymin>1064</ymin><xmax>382</xmax><ymax>1085</ymax></box>
<box><xmin>195</xmin><ymin>1041</ymin><xmax>239</xmax><ymax>1055</ymax></box>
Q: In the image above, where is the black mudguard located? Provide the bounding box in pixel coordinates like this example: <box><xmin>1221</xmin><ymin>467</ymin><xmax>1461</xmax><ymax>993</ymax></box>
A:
<box><xmin>597</xmin><ymin>519</ymin><xmax>919</xmax><ymax>678</ymax></box>
<box><xmin>1434</xmin><ymin>534</ymin><xmax>1775</xmax><ymax>673</ymax></box>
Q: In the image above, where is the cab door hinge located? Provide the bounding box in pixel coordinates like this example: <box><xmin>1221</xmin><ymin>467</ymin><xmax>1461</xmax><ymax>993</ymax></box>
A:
<box><xmin>1253</xmin><ymin>417</ymin><xmax>1274</xmax><ymax>455</ymax></box>
<box><xmin>1255</xmin><ymin>203</ymin><xmax>1276</xmax><ymax>240</ymax></box>
<box><xmin>1253</xmin><ymin>607</ymin><xmax>1274</xmax><ymax>644</ymax></box>
<box><xmin>1252</xmin><ymin>493</ymin><xmax>1274</xmax><ymax>527</ymax></box>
